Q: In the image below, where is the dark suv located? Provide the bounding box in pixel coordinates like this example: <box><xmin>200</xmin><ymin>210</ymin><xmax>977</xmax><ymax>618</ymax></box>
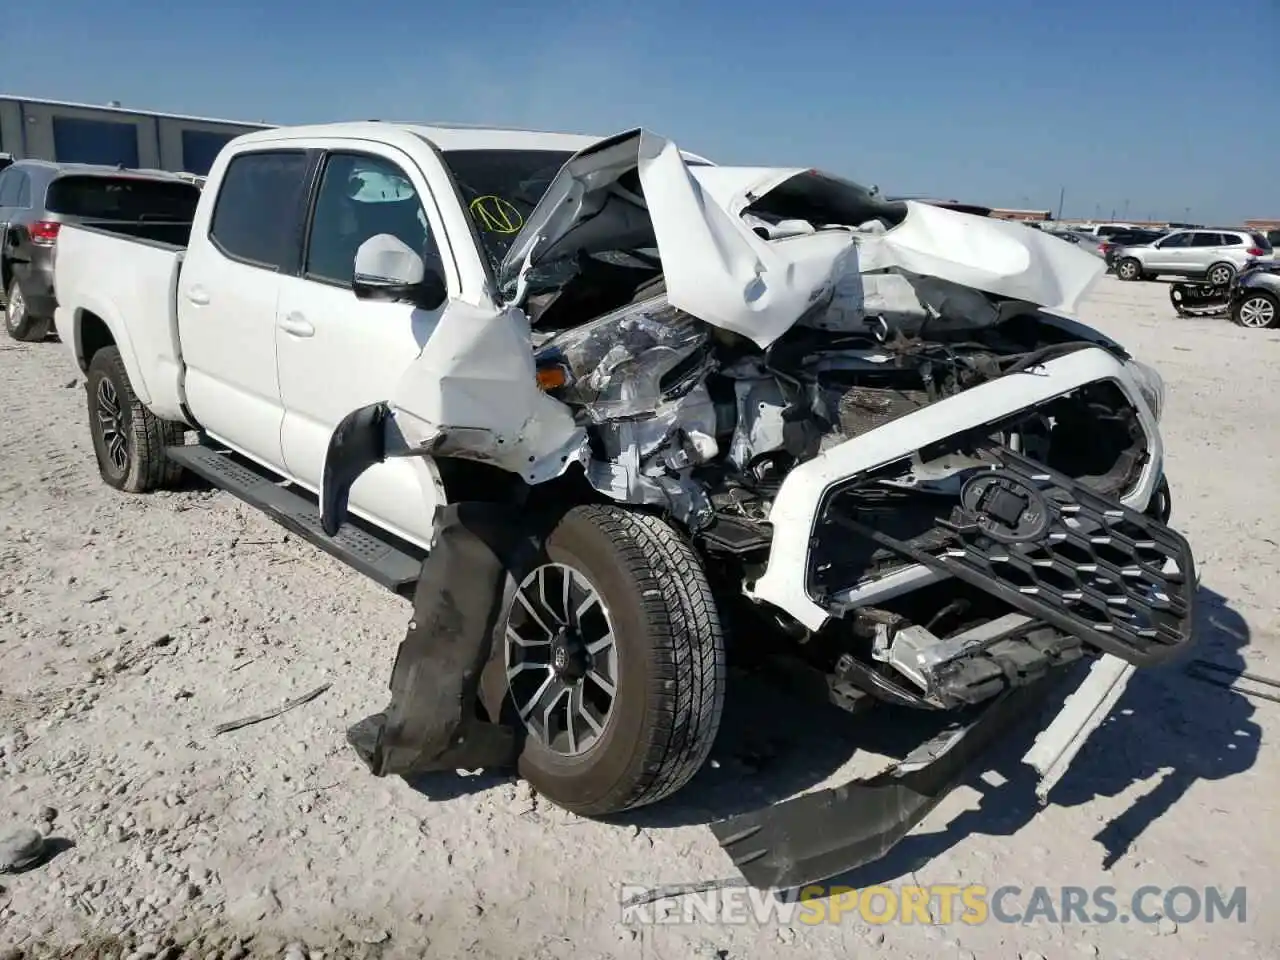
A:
<box><xmin>1</xmin><ymin>160</ymin><xmax>200</xmax><ymax>341</ymax></box>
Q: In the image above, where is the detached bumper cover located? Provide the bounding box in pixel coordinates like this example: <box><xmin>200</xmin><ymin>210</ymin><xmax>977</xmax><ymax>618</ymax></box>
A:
<box><xmin>712</xmin><ymin>678</ymin><xmax>1056</xmax><ymax>889</ymax></box>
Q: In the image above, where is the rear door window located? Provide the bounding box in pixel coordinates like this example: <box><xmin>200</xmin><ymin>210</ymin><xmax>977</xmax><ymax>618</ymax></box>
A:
<box><xmin>209</xmin><ymin>150</ymin><xmax>311</xmax><ymax>271</ymax></box>
<box><xmin>1188</xmin><ymin>232</ymin><xmax>1220</xmax><ymax>247</ymax></box>
<box><xmin>45</xmin><ymin>176</ymin><xmax>200</xmax><ymax>221</ymax></box>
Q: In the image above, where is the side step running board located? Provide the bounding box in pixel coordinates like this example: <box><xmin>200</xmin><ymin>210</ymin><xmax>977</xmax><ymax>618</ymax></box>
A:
<box><xmin>166</xmin><ymin>444</ymin><xmax>424</xmax><ymax>596</ymax></box>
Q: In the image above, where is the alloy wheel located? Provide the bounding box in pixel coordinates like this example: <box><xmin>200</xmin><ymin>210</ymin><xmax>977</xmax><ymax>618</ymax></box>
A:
<box><xmin>96</xmin><ymin>377</ymin><xmax>129</xmax><ymax>473</ymax></box>
<box><xmin>1238</xmin><ymin>296</ymin><xmax>1276</xmax><ymax>329</ymax></box>
<box><xmin>504</xmin><ymin>562</ymin><xmax>619</xmax><ymax>757</ymax></box>
<box><xmin>5</xmin><ymin>285</ymin><xmax>25</xmax><ymax>332</ymax></box>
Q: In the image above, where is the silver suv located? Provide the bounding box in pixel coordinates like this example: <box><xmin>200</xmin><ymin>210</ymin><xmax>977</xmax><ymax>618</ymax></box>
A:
<box><xmin>1113</xmin><ymin>229</ymin><xmax>1272</xmax><ymax>285</ymax></box>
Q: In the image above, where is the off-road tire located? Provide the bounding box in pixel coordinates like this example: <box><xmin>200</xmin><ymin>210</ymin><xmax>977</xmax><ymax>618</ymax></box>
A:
<box><xmin>1115</xmin><ymin>258</ymin><xmax>1143</xmax><ymax>282</ymax></box>
<box><xmin>1207</xmin><ymin>262</ymin><xmax>1236</xmax><ymax>287</ymax></box>
<box><xmin>5</xmin><ymin>278</ymin><xmax>48</xmax><ymax>342</ymax></box>
<box><xmin>86</xmin><ymin>346</ymin><xmax>186</xmax><ymax>492</ymax></box>
<box><xmin>498</xmin><ymin>504</ymin><xmax>726</xmax><ymax>816</ymax></box>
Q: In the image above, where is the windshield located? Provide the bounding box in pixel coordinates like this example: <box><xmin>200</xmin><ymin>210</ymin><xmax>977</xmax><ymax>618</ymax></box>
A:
<box><xmin>45</xmin><ymin>175</ymin><xmax>201</xmax><ymax>221</ymax></box>
<box><xmin>439</xmin><ymin>148</ymin><xmax>575</xmax><ymax>270</ymax></box>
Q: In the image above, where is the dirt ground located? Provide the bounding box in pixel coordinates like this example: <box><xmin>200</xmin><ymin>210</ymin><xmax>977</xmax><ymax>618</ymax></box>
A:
<box><xmin>1</xmin><ymin>276</ymin><xmax>1277</xmax><ymax>960</ymax></box>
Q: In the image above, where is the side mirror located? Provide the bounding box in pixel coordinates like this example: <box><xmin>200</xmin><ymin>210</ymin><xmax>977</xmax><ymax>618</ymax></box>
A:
<box><xmin>352</xmin><ymin>234</ymin><xmax>447</xmax><ymax>311</ymax></box>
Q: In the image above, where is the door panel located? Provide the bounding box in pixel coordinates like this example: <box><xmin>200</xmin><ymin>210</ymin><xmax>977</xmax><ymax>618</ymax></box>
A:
<box><xmin>276</xmin><ymin>147</ymin><xmax>449</xmax><ymax>546</ymax></box>
<box><xmin>1151</xmin><ymin>232</ymin><xmax>1191</xmax><ymax>270</ymax></box>
<box><xmin>177</xmin><ymin>149</ymin><xmax>312</xmax><ymax>470</ymax></box>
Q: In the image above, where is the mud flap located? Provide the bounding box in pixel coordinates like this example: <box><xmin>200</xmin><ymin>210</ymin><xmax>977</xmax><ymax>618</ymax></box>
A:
<box><xmin>346</xmin><ymin>501</ymin><xmax>549</xmax><ymax>776</ymax></box>
<box><xmin>710</xmin><ymin>677</ymin><xmax>1056</xmax><ymax>890</ymax></box>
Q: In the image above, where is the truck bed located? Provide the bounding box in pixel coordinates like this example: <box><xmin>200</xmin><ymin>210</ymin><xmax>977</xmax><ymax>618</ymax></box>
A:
<box><xmin>52</xmin><ymin>223</ymin><xmax>190</xmax><ymax>423</ymax></box>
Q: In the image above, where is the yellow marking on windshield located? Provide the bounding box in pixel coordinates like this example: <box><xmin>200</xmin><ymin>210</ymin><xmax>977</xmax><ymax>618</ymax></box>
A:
<box><xmin>469</xmin><ymin>195</ymin><xmax>524</xmax><ymax>234</ymax></box>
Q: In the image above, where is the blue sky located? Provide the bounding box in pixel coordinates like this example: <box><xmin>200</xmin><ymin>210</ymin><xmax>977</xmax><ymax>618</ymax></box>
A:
<box><xmin>4</xmin><ymin>0</ymin><xmax>1278</xmax><ymax>223</ymax></box>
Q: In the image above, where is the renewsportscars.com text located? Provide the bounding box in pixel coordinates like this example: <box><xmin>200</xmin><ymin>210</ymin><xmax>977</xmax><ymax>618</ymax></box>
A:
<box><xmin>618</xmin><ymin>883</ymin><xmax>1247</xmax><ymax>926</ymax></box>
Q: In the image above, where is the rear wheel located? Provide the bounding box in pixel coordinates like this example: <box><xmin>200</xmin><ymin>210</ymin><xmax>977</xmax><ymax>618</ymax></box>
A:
<box><xmin>491</xmin><ymin>504</ymin><xmax>726</xmax><ymax>816</ymax></box>
<box><xmin>1233</xmin><ymin>290</ymin><xmax>1278</xmax><ymax>329</ymax></box>
<box><xmin>1116</xmin><ymin>258</ymin><xmax>1143</xmax><ymax>282</ymax></box>
<box><xmin>4</xmin><ymin>278</ymin><xmax>49</xmax><ymax>342</ymax></box>
<box><xmin>85</xmin><ymin>346</ymin><xmax>186</xmax><ymax>492</ymax></box>
<box><xmin>1207</xmin><ymin>262</ymin><xmax>1236</xmax><ymax>287</ymax></box>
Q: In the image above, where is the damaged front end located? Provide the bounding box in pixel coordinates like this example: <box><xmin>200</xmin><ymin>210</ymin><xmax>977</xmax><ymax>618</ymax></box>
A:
<box><xmin>326</xmin><ymin>126</ymin><xmax>1198</xmax><ymax>888</ymax></box>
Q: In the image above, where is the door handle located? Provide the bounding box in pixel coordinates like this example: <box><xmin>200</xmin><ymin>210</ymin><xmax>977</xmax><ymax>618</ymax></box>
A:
<box><xmin>184</xmin><ymin>286</ymin><xmax>210</xmax><ymax>306</ymax></box>
<box><xmin>278</xmin><ymin>313</ymin><xmax>315</xmax><ymax>338</ymax></box>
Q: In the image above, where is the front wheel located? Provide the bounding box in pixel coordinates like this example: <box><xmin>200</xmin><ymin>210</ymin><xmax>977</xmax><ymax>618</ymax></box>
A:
<box><xmin>1116</xmin><ymin>258</ymin><xmax>1143</xmax><ymax>282</ymax></box>
<box><xmin>1233</xmin><ymin>290</ymin><xmax>1279</xmax><ymax>329</ymax></box>
<box><xmin>490</xmin><ymin>504</ymin><xmax>726</xmax><ymax>816</ymax></box>
<box><xmin>85</xmin><ymin>346</ymin><xmax>187</xmax><ymax>492</ymax></box>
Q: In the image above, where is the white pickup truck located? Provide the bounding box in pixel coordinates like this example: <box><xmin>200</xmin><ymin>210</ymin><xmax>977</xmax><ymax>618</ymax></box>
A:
<box><xmin>53</xmin><ymin>121</ymin><xmax>1197</xmax><ymax>888</ymax></box>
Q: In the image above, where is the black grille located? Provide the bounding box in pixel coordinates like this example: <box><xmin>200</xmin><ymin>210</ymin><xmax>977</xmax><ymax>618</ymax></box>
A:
<box><xmin>816</xmin><ymin>446</ymin><xmax>1196</xmax><ymax>666</ymax></box>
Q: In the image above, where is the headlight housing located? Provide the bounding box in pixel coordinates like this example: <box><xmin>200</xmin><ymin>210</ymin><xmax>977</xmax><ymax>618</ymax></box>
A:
<box><xmin>532</xmin><ymin>298</ymin><xmax>711</xmax><ymax>423</ymax></box>
<box><xmin>1126</xmin><ymin>360</ymin><xmax>1165</xmax><ymax>422</ymax></box>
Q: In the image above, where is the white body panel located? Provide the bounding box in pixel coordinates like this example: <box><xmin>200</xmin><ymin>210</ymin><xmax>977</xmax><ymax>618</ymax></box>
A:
<box><xmin>176</xmin><ymin>202</ymin><xmax>288</xmax><ymax>469</ymax></box>
<box><xmin>52</xmin><ymin>227</ymin><xmax>188</xmax><ymax>422</ymax></box>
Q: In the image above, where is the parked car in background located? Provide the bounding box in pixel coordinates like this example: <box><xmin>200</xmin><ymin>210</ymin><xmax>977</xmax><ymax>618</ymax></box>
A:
<box><xmin>0</xmin><ymin>153</ymin><xmax>14</xmax><ymax>174</ymax></box>
<box><xmin>1074</xmin><ymin>223</ymin><xmax>1139</xmax><ymax>238</ymax></box>
<box><xmin>1100</xmin><ymin>229</ymin><xmax>1167</xmax><ymax>270</ymax></box>
<box><xmin>1111</xmin><ymin>229</ymin><xmax>1272</xmax><ymax>284</ymax></box>
<box><xmin>1052</xmin><ymin>230</ymin><xmax>1109</xmax><ymax>259</ymax></box>
<box><xmin>1266</xmin><ymin>229</ymin><xmax>1280</xmax><ymax>248</ymax></box>
<box><xmin>1</xmin><ymin>160</ymin><xmax>201</xmax><ymax>341</ymax></box>
<box><xmin>1230</xmin><ymin>259</ymin><xmax>1280</xmax><ymax>329</ymax></box>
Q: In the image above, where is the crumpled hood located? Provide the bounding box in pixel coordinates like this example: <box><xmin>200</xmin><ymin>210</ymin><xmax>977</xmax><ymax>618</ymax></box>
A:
<box><xmin>498</xmin><ymin>128</ymin><xmax>1104</xmax><ymax>349</ymax></box>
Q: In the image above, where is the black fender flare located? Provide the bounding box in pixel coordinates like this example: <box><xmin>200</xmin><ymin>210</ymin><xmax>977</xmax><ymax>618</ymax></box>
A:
<box><xmin>320</xmin><ymin>401</ymin><xmax>391</xmax><ymax>537</ymax></box>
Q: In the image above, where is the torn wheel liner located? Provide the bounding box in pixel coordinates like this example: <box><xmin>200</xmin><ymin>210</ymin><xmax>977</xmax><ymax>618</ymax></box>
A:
<box><xmin>347</xmin><ymin>501</ymin><xmax>560</xmax><ymax>776</ymax></box>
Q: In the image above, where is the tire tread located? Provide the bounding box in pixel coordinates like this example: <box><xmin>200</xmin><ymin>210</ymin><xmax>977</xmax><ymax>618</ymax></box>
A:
<box><xmin>88</xmin><ymin>346</ymin><xmax>185</xmax><ymax>492</ymax></box>
<box><xmin>570</xmin><ymin>504</ymin><xmax>726</xmax><ymax>812</ymax></box>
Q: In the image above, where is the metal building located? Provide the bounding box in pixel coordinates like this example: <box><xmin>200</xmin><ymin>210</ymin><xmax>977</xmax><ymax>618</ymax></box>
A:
<box><xmin>0</xmin><ymin>95</ymin><xmax>271</xmax><ymax>176</ymax></box>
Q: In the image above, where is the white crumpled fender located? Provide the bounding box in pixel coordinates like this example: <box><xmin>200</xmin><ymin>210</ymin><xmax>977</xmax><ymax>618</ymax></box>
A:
<box><xmin>387</xmin><ymin>299</ymin><xmax>586</xmax><ymax>483</ymax></box>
